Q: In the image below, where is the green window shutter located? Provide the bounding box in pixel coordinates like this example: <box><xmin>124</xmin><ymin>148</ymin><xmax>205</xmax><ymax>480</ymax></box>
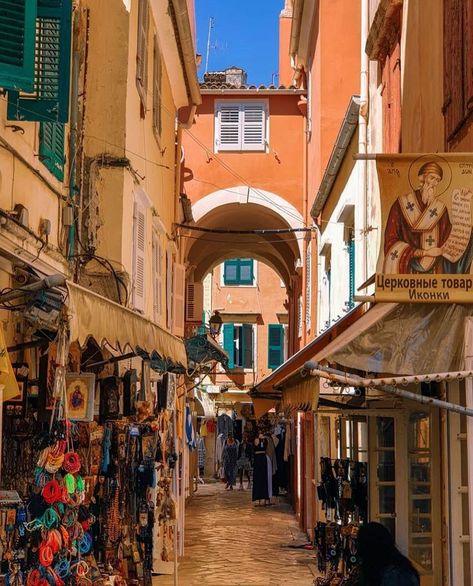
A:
<box><xmin>224</xmin><ymin>259</ymin><xmax>238</xmax><ymax>285</ymax></box>
<box><xmin>7</xmin><ymin>0</ymin><xmax>72</xmax><ymax>123</ymax></box>
<box><xmin>39</xmin><ymin>122</ymin><xmax>65</xmax><ymax>180</ymax></box>
<box><xmin>242</xmin><ymin>323</ymin><xmax>253</xmax><ymax>369</ymax></box>
<box><xmin>238</xmin><ymin>259</ymin><xmax>254</xmax><ymax>285</ymax></box>
<box><xmin>268</xmin><ymin>324</ymin><xmax>284</xmax><ymax>369</ymax></box>
<box><xmin>223</xmin><ymin>323</ymin><xmax>234</xmax><ymax>369</ymax></box>
<box><xmin>223</xmin><ymin>258</ymin><xmax>254</xmax><ymax>285</ymax></box>
<box><xmin>0</xmin><ymin>0</ymin><xmax>37</xmax><ymax>91</ymax></box>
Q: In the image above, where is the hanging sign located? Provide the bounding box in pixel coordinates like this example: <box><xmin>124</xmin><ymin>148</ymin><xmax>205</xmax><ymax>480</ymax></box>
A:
<box><xmin>376</xmin><ymin>153</ymin><xmax>473</xmax><ymax>302</ymax></box>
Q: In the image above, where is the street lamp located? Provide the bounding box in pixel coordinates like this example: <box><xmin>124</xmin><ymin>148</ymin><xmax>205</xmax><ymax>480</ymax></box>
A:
<box><xmin>208</xmin><ymin>310</ymin><xmax>222</xmax><ymax>338</ymax></box>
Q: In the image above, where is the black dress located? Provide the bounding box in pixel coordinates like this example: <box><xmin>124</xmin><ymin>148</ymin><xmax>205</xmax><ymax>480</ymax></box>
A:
<box><xmin>252</xmin><ymin>438</ymin><xmax>270</xmax><ymax>501</ymax></box>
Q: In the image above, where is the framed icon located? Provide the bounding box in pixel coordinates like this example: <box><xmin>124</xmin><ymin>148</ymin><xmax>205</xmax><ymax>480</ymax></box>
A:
<box><xmin>65</xmin><ymin>372</ymin><xmax>96</xmax><ymax>422</ymax></box>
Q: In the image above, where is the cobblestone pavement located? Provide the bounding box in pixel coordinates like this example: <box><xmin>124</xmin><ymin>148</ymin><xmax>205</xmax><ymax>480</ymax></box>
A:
<box><xmin>153</xmin><ymin>481</ymin><xmax>317</xmax><ymax>586</ymax></box>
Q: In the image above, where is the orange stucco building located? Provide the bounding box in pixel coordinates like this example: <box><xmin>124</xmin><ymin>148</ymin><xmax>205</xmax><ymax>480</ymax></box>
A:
<box><xmin>181</xmin><ymin>65</ymin><xmax>306</xmax><ymax>391</ymax></box>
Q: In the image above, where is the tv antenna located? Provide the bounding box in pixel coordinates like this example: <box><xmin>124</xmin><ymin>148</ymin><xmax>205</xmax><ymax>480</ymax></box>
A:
<box><xmin>205</xmin><ymin>17</ymin><xmax>215</xmax><ymax>74</ymax></box>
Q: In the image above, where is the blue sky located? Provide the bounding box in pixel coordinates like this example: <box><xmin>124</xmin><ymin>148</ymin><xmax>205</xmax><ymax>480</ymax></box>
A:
<box><xmin>195</xmin><ymin>1</ymin><xmax>281</xmax><ymax>86</ymax></box>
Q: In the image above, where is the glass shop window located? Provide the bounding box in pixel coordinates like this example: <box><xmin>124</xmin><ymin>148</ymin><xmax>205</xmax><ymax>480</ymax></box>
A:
<box><xmin>408</xmin><ymin>412</ymin><xmax>433</xmax><ymax>572</ymax></box>
<box><xmin>376</xmin><ymin>417</ymin><xmax>396</xmax><ymax>540</ymax></box>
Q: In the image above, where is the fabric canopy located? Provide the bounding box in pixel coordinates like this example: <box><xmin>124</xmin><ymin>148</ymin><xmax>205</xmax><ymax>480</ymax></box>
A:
<box><xmin>281</xmin><ymin>377</ymin><xmax>319</xmax><ymax>411</ymax></box>
<box><xmin>327</xmin><ymin>303</ymin><xmax>473</xmax><ymax>375</ymax></box>
<box><xmin>252</xmin><ymin>398</ymin><xmax>277</xmax><ymax>419</ymax></box>
<box><xmin>66</xmin><ymin>281</ymin><xmax>187</xmax><ymax>367</ymax></box>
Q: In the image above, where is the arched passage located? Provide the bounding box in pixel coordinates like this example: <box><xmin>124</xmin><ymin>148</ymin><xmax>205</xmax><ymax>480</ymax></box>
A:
<box><xmin>184</xmin><ymin>187</ymin><xmax>304</xmax><ymax>288</ymax></box>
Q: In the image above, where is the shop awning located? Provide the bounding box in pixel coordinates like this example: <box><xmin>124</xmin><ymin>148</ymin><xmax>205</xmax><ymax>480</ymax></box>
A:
<box><xmin>327</xmin><ymin>302</ymin><xmax>473</xmax><ymax>375</ymax></box>
<box><xmin>66</xmin><ymin>281</ymin><xmax>187</xmax><ymax>367</ymax></box>
<box><xmin>254</xmin><ymin>300</ymin><xmax>473</xmax><ymax>411</ymax></box>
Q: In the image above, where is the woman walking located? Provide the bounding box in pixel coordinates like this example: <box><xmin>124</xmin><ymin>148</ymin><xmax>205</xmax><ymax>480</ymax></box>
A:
<box><xmin>222</xmin><ymin>433</ymin><xmax>238</xmax><ymax>490</ymax></box>
<box><xmin>237</xmin><ymin>433</ymin><xmax>253</xmax><ymax>490</ymax></box>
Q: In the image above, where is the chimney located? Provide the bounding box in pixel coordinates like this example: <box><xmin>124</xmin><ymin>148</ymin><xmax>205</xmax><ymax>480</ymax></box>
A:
<box><xmin>225</xmin><ymin>67</ymin><xmax>247</xmax><ymax>88</ymax></box>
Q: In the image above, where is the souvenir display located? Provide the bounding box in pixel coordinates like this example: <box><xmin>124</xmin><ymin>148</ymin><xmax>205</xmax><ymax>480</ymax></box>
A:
<box><xmin>0</xmin><ymin>325</ymin><xmax>183</xmax><ymax>586</ymax></box>
<box><xmin>314</xmin><ymin>458</ymin><xmax>368</xmax><ymax>585</ymax></box>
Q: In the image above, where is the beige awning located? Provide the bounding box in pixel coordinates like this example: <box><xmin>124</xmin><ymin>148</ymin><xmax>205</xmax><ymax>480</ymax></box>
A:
<box><xmin>282</xmin><ymin>377</ymin><xmax>319</xmax><ymax>411</ymax></box>
<box><xmin>66</xmin><ymin>281</ymin><xmax>187</xmax><ymax>367</ymax></box>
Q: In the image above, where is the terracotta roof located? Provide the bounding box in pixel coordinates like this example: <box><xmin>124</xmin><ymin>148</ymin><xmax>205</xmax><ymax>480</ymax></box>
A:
<box><xmin>200</xmin><ymin>82</ymin><xmax>301</xmax><ymax>91</ymax></box>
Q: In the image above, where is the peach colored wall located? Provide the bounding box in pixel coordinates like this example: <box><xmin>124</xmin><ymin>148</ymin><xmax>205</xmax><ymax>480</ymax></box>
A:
<box><xmin>211</xmin><ymin>262</ymin><xmax>288</xmax><ymax>388</ymax></box>
<box><xmin>307</xmin><ymin>0</ymin><xmax>361</xmax><ymax>212</ymax></box>
<box><xmin>182</xmin><ymin>93</ymin><xmax>305</xmax><ymax>213</ymax></box>
<box><xmin>279</xmin><ymin>15</ymin><xmax>293</xmax><ymax>87</ymax></box>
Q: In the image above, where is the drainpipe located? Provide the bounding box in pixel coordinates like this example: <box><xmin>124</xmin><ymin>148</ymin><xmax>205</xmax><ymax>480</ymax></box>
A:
<box><xmin>170</xmin><ymin>0</ymin><xmax>201</xmax><ymax>128</ymax></box>
<box><xmin>68</xmin><ymin>49</ymin><xmax>80</xmax><ymax>259</ymax></box>
<box><xmin>359</xmin><ymin>0</ymin><xmax>369</xmax><ymax>285</ymax></box>
<box><xmin>289</xmin><ymin>0</ymin><xmax>304</xmax><ymax>69</ymax></box>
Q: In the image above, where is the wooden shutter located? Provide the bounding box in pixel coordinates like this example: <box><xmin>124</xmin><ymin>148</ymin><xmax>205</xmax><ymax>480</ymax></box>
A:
<box><xmin>39</xmin><ymin>122</ymin><xmax>65</xmax><ymax>180</ymax></box>
<box><xmin>152</xmin><ymin>34</ymin><xmax>162</xmax><ymax>138</ymax></box>
<box><xmin>242</xmin><ymin>324</ymin><xmax>253</xmax><ymax>369</ymax></box>
<box><xmin>133</xmin><ymin>202</ymin><xmax>146</xmax><ymax>311</ymax></box>
<box><xmin>136</xmin><ymin>0</ymin><xmax>149</xmax><ymax>113</ymax></box>
<box><xmin>186</xmin><ymin>281</ymin><xmax>203</xmax><ymax>322</ymax></box>
<box><xmin>464</xmin><ymin>0</ymin><xmax>473</xmax><ymax>115</ymax></box>
<box><xmin>172</xmin><ymin>263</ymin><xmax>186</xmax><ymax>337</ymax></box>
<box><xmin>8</xmin><ymin>0</ymin><xmax>72</xmax><ymax>123</ymax></box>
<box><xmin>382</xmin><ymin>42</ymin><xmax>402</xmax><ymax>153</ymax></box>
<box><xmin>297</xmin><ymin>296</ymin><xmax>302</xmax><ymax>339</ymax></box>
<box><xmin>152</xmin><ymin>232</ymin><xmax>162</xmax><ymax>322</ymax></box>
<box><xmin>443</xmin><ymin>0</ymin><xmax>464</xmax><ymax>140</ymax></box>
<box><xmin>268</xmin><ymin>324</ymin><xmax>284</xmax><ymax>369</ymax></box>
<box><xmin>223</xmin><ymin>323</ymin><xmax>234</xmax><ymax>369</ymax></box>
<box><xmin>166</xmin><ymin>249</ymin><xmax>173</xmax><ymax>330</ymax></box>
<box><xmin>242</xmin><ymin>103</ymin><xmax>266</xmax><ymax>151</ymax></box>
<box><xmin>0</xmin><ymin>0</ymin><xmax>37</xmax><ymax>92</ymax></box>
<box><xmin>217</xmin><ymin>104</ymin><xmax>241</xmax><ymax>151</ymax></box>
<box><xmin>238</xmin><ymin>259</ymin><xmax>254</xmax><ymax>285</ymax></box>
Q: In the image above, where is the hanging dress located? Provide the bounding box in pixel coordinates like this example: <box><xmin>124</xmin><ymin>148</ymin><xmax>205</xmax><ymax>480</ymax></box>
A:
<box><xmin>222</xmin><ymin>441</ymin><xmax>238</xmax><ymax>485</ymax></box>
<box><xmin>252</xmin><ymin>438</ymin><xmax>270</xmax><ymax>501</ymax></box>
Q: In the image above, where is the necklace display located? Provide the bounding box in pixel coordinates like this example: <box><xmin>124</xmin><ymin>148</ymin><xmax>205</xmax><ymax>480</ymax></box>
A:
<box><xmin>0</xmin><ymin>320</ymin><xmax>180</xmax><ymax>586</ymax></box>
<box><xmin>314</xmin><ymin>457</ymin><xmax>367</xmax><ymax>585</ymax></box>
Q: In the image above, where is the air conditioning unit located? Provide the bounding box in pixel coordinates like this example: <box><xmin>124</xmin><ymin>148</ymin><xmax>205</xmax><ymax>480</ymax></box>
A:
<box><xmin>186</xmin><ymin>281</ymin><xmax>203</xmax><ymax>322</ymax></box>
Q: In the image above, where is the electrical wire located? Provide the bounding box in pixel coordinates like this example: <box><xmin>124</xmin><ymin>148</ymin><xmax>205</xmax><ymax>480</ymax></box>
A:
<box><xmin>178</xmin><ymin>233</ymin><xmax>309</xmax><ymax>245</ymax></box>
<box><xmin>176</xmin><ymin>224</ymin><xmax>313</xmax><ymax>235</ymax></box>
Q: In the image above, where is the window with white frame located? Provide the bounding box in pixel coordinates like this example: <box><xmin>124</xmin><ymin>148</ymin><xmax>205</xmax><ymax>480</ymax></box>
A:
<box><xmin>223</xmin><ymin>258</ymin><xmax>255</xmax><ymax>286</ymax></box>
<box><xmin>215</xmin><ymin>102</ymin><xmax>268</xmax><ymax>152</ymax></box>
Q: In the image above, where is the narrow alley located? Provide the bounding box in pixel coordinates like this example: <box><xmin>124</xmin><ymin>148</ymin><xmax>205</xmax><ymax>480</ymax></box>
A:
<box><xmin>0</xmin><ymin>0</ymin><xmax>471</xmax><ymax>585</ymax></box>
<box><xmin>154</xmin><ymin>483</ymin><xmax>317</xmax><ymax>586</ymax></box>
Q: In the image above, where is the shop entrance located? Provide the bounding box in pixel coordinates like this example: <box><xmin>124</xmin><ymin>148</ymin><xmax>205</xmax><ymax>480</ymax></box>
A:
<box><xmin>315</xmin><ymin>408</ymin><xmax>442</xmax><ymax>585</ymax></box>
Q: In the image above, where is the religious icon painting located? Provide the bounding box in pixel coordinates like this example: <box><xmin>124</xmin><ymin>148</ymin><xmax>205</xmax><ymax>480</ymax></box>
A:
<box><xmin>141</xmin><ymin>432</ymin><xmax>157</xmax><ymax>461</ymax></box>
<box><xmin>65</xmin><ymin>372</ymin><xmax>95</xmax><ymax>421</ymax></box>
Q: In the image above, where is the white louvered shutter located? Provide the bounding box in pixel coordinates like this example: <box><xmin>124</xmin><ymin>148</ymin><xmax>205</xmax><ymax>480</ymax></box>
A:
<box><xmin>172</xmin><ymin>264</ymin><xmax>186</xmax><ymax>337</ymax></box>
<box><xmin>217</xmin><ymin>104</ymin><xmax>241</xmax><ymax>150</ymax></box>
<box><xmin>166</xmin><ymin>249</ymin><xmax>173</xmax><ymax>331</ymax></box>
<box><xmin>242</xmin><ymin>103</ymin><xmax>266</xmax><ymax>151</ymax></box>
<box><xmin>152</xmin><ymin>232</ymin><xmax>162</xmax><ymax>322</ymax></box>
<box><xmin>133</xmin><ymin>203</ymin><xmax>146</xmax><ymax>311</ymax></box>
